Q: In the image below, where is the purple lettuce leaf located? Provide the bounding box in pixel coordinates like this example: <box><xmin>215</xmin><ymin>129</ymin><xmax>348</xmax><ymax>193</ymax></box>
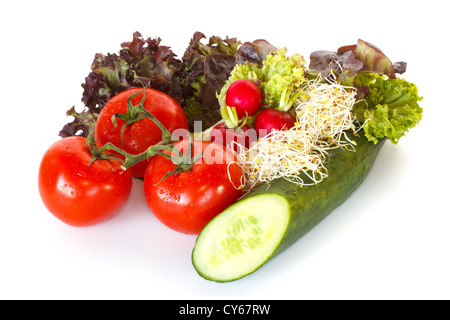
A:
<box><xmin>59</xmin><ymin>31</ymin><xmax>277</xmax><ymax>137</ymax></box>
<box><xmin>60</xmin><ymin>32</ymin><xmax>184</xmax><ymax>138</ymax></box>
<box><xmin>235</xmin><ymin>39</ymin><xmax>277</xmax><ymax>66</ymax></box>
<box><xmin>120</xmin><ymin>32</ymin><xmax>185</xmax><ymax>103</ymax></box>
<box><xmin>180</xmin><ymin>32</ymin><xmax>241</xmax><ymax>129</ymax></box>
<box><xmin>309</xmin><ymin>39</ymin><xmax>407</xmax><ymax>98</ymax></box>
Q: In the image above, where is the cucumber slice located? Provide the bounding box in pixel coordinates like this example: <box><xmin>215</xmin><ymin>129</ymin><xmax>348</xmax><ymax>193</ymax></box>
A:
<box><xmin>192</xmin><ymin>194</ymin><xmax>290</xmax><ymax>282</ymax></box>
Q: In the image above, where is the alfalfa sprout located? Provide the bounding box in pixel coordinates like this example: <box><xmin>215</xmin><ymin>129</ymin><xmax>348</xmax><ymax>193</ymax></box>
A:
<box><xmin>236</xmin><ymin>77</ymin><xmax>358</xmax><ymax>191</ymax></box>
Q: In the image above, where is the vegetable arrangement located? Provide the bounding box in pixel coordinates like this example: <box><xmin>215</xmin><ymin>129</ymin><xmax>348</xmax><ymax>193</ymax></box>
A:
<box><xmin>38</xmin><ymin>32</ymin><xmax>422</xmax><ymax>281</ymax></box>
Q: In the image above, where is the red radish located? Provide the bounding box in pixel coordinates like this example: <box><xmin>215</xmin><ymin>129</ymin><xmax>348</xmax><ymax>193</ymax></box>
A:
<box><xmin>210</xmin><ymin>122</ymin><xmax>257</xmax><ymax>152</ymax></box>
<box><xmin>254</xmin><ymin>109</ymin><xmax>296</xmax><ymax>138</ymax></box>
<box><xmin>226</xmin><ymin>79</ymin><xmax>263</xmax><ymax>118</ymax></box>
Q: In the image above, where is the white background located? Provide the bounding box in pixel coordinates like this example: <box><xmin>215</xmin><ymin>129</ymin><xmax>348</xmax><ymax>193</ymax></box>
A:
<box><xmin>1</xmin><ymin>0</ymin><xmax>449</xmax><ymax>300</ymax></box>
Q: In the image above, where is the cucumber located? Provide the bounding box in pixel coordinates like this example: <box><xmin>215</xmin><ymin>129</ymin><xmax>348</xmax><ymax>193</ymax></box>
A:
<box><xmin>192</xmin><ymin>134</ymin><xmax>385</xmax><ymax>282</ymax></box>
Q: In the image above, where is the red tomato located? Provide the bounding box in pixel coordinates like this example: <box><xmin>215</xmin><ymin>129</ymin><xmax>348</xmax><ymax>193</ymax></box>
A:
<box><xmin>226</xmin><ymin>79</ymin><xmax>263</xmax><ymax>118</ymax></box>
<box><xmin>254</xmin><ymin>109</ymin><xmax>296</xmax><ymax>137</ymax></box>
<box><xmin>95</xmin><ymin>88</ymin><xmax>189</xmax><ymax>178</ymax></box>
<box><xmin>144</xmin><ymin>140</ymin><xmax>243</xmax><ymax>235</ymax></box>
<box><xmin>38</xmin><ymin>136</ymin><xmax>133</xmax><ymax>227</ymax></box>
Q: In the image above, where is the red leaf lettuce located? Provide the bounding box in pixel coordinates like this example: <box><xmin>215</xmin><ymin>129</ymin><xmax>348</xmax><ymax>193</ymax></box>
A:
<box><xmin>60</xmin><ymin>32</ymin><xmax>185</xmax><ymax>138</ymax></box>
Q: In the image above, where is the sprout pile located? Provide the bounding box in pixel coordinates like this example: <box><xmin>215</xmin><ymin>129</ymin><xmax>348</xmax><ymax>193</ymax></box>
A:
<box><xmin>237</xmin><ymin>77</ymin><xmax>359</xmax><ymax>191</ymax></box>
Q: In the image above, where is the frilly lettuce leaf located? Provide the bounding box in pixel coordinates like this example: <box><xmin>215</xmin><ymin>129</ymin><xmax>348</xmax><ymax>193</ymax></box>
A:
<box><xmin>181</xmin><ymin>32</ymin><xmax>240</xmax><ymax>129</ymax></box>
<box><xmin>261</xmin><ymin>49</ymin><xmax>306</xmax><ymax>110</ymax></box>
<box><xmin>60</xmin><ymin>32</ymin><xmax>184</xmax><ymax>138</ymax></box>
<box><xmin>309</xmin><ymin>39</ymin><xmax>407</xmax><ymax>99</ymax></box>
<box><xmin>60</xmin><ymin>31</ymin><xmax>243</xmax><ymax>136</ymax></box>
<box><xmin>353</xmin><ymin>73</ymin><xmax>423</xmax><ymax>144</ymax></box>
<box><xmin>235</xmin><ymin>39</ymin><xmax>277</xmax><ymax>66</ymax></box>
<box><xmin>308</xmin><ymin>39</ymin><xmax>421</xmax><ymax>144</ymax></box>
<box><xmin>120</xmin><ymin>32</ymin><xmax>184</xmax><ymax>100</ymax></box>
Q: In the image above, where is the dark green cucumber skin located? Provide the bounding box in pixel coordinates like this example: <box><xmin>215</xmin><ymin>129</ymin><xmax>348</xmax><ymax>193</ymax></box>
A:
<box><xmin>246</xmin><ymin>134</ymin><xmax>386</xmax><ymax>263</ymax></box>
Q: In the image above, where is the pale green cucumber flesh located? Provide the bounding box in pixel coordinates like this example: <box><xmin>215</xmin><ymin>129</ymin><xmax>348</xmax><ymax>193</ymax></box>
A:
<box><xmin>192</xmin><ymin>194</ymin><xmax>290</xmax><ymax>282</ymax></box>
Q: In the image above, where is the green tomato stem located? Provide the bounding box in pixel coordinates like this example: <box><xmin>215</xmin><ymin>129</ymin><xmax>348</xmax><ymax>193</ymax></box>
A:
<box><xmin>87</xmin><ymin>104</ymin><xmax>201</xmax><ymax>183</ymax></box>
<box><xmin>111</xmin><ymin>88</ymin><xmax>173</xmax><ymax>145</ymax></box>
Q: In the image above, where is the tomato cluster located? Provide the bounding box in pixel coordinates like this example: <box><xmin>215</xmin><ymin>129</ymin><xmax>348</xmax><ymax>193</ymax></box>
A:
<box><xmin>39</xmin><ymin>88</ymin><xmax>243</xmax><ymax>233</ymax></box>
<box><xmin>39</xmin><ymin>78</ymin><xmax>296</xmax><ymax>234</ymax></box>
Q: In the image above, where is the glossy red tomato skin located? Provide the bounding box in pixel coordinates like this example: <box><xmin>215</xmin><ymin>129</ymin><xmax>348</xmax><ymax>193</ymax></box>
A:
<box><xmin>226</xmin><ymin>79</ymin><xmax>263</xmax><ymax>118</ymax></box>
<box><xmin>144</xmin><ymin>140</ymin><xmax>243</xmax><ymax>235</ymax></box>
<box><xmin>254</xmin><ymin>109</ymin><xmax>296</xmax><ymax>137</ymax></box>
<box><xmin>38</xmin><ymin>136</ymin><xmax>133</xmax><ymax>227</ymax></box>
<box><xmin>95</xmin><ymin>88</ymin><xmax>189</xmax><ymax>178</ymax></box>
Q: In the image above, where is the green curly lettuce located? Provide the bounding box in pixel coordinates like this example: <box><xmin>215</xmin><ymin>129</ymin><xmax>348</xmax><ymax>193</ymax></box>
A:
<box><xmin>353</xmin><ymin>73</ymin><xmax>423</xmax><ymax>144</ymax></box>
<box><xmin>261</xmin><ymin>48</ymin><xmax>306</xmax><ymax>110</ymax></box>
